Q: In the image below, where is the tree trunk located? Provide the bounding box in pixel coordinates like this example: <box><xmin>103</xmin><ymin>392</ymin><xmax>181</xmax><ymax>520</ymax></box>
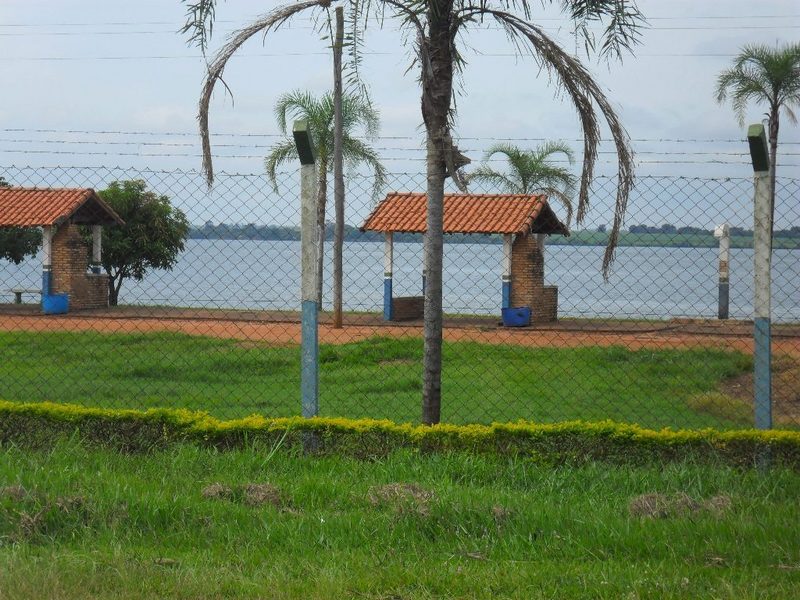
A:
<box><xmin>108</xmin><ymin>274</ymin><xmax>119</xmax><ymax>306</ymax></box>
<box><xmin>768</xmin><ymin>106</ymin><xmax>779</xmax><ymax>250</ymax></box>
<box><xmin>420</xmin><ymin>1</ymin><xmax>455</xmax><ymax>425</ymax></box>
<box><xmin>332</xmin><ymin>7</ymin><xmax>345</xmax><ymax>329</ymax></box>
<box><xmin>316</xmin><ymin>165</ymin><xmax>328</xmax><ymax>308</ymax></box>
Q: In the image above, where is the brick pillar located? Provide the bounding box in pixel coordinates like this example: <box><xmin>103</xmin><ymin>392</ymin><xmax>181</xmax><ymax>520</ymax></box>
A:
<box><xmin>510</xmin><ymin>232</ymin><xmax>557</xmax><ymax>322</ymax></box>
<box><xmin>51</xmin><ymin>223</ymin><xmax>109</xmax><ymax>310</ymax></box>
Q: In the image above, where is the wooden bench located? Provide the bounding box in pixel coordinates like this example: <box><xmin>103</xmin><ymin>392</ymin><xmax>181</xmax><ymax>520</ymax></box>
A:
<box><xmin>9</xmin><ymin>288</ymin><xmax>41</xmax><ymax>304</ymax></box>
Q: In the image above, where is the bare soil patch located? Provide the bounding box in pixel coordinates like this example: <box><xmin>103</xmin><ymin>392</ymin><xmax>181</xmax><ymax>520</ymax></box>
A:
<box><xmin>201</xmin><ymin>482</ymin><xmax>287</xmax><ymax>509</ymax></box>
<box><xmin>629</xmin><ymin>492</ymin><xmax>732</xmax><ymax>519</ymax></box>
<box><xmin>201</xmin><ymin>483</ymin><xmax>233</xmax><ymax>501</ymax></box>
<box><xmin>242</xmin><ymin>483</ymin><xmax>283</xmax><ymax>508</ymax></box>
<box><xmin>0</xmin><ymin>484</ymin><xmax>27</xmax><ymax>502</ymax></box>
<box><xmin>719</xmin><ymin>354</ymin><xmax>800</xmax><ymax>425</ymax></box>
<box><xmin>368</xmin><ymin>483</ymin><xmax>435</xmax><ymax>516</ymax></box>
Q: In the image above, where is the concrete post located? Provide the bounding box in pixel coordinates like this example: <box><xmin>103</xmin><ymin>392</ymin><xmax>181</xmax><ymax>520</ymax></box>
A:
<box><xmin>383</xmin><ymin>232</ymin><xmax>393</xmax><ymax>321</ymax></box>
<box><xmin>91</xmin><ymin>225</ymin><xmax>102</xmax><ymax>274</ymax></box>
<box><xmin>502</xmin><ymin>234</ymin><xmax>513</xmax><ymax>310</ymax></box>
<box><xmin>713</xmin><ymin>224</ymin><xmax>730</xmax><ymax>320</ymax></box>
<box><xmin>294</xmin><ymin>120</ymin><xmax>319</xmax><ymax>420</ymax></box>
<box><xmin>748</xmin><ymin>123</ymin><xmax>772</xmax><ymax>430</ymax></box>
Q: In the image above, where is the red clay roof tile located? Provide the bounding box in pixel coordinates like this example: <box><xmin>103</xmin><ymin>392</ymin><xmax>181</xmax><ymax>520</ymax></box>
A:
<box><xmin>361</xmin><ymin>193</ymin><xmax>568</xmax><ymax>235</ymax></box>
<box><xmin>0</xmin><ymin>187</ymin><xmax>123</xmax><ymax>227</ymax></box>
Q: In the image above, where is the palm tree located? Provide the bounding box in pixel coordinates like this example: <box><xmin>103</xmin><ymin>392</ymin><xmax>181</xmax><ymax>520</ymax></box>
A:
<box><xmin>264</xmin><ymin>89</ymin><xmax>387</xmax><ymax>308</ymax></box>
<box><xmin>716</xmin><ymin>43</ymin><xmax>800</xmax><ymax>236</ymax></box>
<box><xmin>183</xmin><ymin>0</ymin><xmax>642</xmax><ymax>424</ymax></box>
<box><xmin>468</xmin><ymin>141</ymin><xmax>576</xmax><ymax>226</ymax></box>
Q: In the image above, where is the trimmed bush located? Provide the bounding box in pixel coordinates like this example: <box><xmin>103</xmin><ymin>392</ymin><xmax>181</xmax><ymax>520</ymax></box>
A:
<box><xmin>1</xmin><ymin>400</ymin><xmax>799</xmax><ymax>468</ymax></box>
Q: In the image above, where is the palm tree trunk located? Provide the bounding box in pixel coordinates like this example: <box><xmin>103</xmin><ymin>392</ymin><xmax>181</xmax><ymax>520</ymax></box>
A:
<box><xmin>768</xmin><ymin>106</ymin><xmax>779</xmax><ymax>250</ymax></box>
<box><xmin>420</xmin><ymin>1</ymin><xmax>455</xmax><ymax>425</ymax></box>
<box><xmin>332</xmin><ymin>7</ymin><xmax>345</xmax><ymax>329</ymax></box>
<box><xmin>316</xmin><ymin>165</ymin><xmax>328</xmax><ymax>308</ymax></box>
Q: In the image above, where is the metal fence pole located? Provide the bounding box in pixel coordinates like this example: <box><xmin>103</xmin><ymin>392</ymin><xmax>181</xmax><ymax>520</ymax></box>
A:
<box><xmin>294</xmin><ymin>120</ymin><xmax>319</xmax><ymax>420</ymax></box>
<box><xmin>748</xmin><ymin>123</ymin><xmax>772</xmax><ymax>430</ymax></box>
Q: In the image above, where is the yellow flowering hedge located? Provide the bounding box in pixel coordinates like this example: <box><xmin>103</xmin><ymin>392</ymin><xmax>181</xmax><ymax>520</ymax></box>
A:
<box><xmin>1</xmin><ymin>400</ymin><xmax>799</xmax><ymax>467</ymax></box>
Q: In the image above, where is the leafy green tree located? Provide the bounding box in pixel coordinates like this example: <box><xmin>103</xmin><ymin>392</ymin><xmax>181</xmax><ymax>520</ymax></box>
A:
<box><xmin>97</xmin><ymin>180</ymin><xmax>189</xmax><ymax>306</ymax></box>
<box><xmin>265</xmin><ymin>89</ymin><xmax>386</xmax><ymax>306</ymax></box>
<box><xmin>183</xmin><ymin>0</ymin><xmax>641</xmax><ymax>424</ymax></box>
<box><xmin>716</xmin><ymin>43</ymin><xmax>800</xmax><ymax>234</ymax></box>
<box><xmin>468</xmin><ymin>141</ymin><xmax>576</xmax><ymax>226</ymax></box>
<box><xmin>0</xmin><ymin>176</ymin><xmax>43</xmax><ymax>265</ymax></box>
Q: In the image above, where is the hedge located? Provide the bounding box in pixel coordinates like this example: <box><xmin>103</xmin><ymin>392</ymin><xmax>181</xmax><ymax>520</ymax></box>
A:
<box><xmin>1</xmin><ymin>400</ymin><xmax>799</xmax><ymax>468</ymax></box>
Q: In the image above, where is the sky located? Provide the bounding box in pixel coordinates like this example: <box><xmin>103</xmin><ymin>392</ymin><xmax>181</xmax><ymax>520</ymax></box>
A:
<box><xmin>0</xmin><ymin>0</ymin><xmax>798</xmax><ymax>227</ymax></box>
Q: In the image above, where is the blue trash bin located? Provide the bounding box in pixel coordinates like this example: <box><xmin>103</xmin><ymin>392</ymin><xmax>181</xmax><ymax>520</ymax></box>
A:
<box><xmin>501</xmin><ymin>306</ymin><xmax>531</xmax><ymax>327</ymax></box>
<box><xmin>42</xmin><ymin>293</ymin><xmax>69</xmax><ymax>315</ymax></box>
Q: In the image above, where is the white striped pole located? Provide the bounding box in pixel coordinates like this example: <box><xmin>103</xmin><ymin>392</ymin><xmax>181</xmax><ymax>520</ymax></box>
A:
<box><xmin>91</xmin><ymin>225</ymin><xmax>102</xmax><ymax>274</ymax></box>
<box><xmin>713</xmin><ymin>224</ymin><xmax>730</xmax><ymax>320</ymax></box>
<box><xmin>41</xmin><ymin>226</ymin><xmax>52</xmax><ymax>295</ymax></box>
<box><xmin>501</xmin><ymin>234</ymin><xmax>512</xmax><ymax>310</ymax></box>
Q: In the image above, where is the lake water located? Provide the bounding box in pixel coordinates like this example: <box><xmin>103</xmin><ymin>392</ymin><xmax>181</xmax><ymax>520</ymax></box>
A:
<box><xmin>2</xmin><ymin>239</ymin><xmax>799</xmax><ymax>322</ymax></box>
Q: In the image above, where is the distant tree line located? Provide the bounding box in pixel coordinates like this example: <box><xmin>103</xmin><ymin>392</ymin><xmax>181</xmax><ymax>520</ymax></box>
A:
<box><xmin>189</xmin><ymin>222</ymin><xmax>800</xmax><ymax>243</ymax></box>
<box><xmin>189</xmin><ymin>222</ymin><xmax>501</xmax><ymax>245</ymax></box>
<box><xmin>627</xmin><ymin>224</ymin><xmax>800</xmax><ymax>238</ymax></box>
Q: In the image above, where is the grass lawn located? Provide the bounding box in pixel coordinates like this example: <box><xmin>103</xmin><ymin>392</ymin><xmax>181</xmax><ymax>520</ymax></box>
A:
<box><xmin>0</xmin><ymin>330</ymin><xmax>753</xmax><ymax>428</ymax></box>
<box><xmin>1</xmin><ymin>441</ymin><xmax>799</xmax><ymax>599</ymax></box>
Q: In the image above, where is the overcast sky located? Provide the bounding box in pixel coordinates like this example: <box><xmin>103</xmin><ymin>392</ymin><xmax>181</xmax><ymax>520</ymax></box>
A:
<box><xmin>0</xmin><ymin>0</ymin><xmax>798</xmax><ymax>227</ymax></box>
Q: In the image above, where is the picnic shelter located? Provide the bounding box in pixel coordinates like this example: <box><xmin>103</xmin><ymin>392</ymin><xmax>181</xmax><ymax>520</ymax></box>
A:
<box><xmin>361</xmin><ymin>192</ymin><xmax>569</xmax><ymax>322</ymax></box>
<box><xmin>0</xmin><ymin>187</ymin><xmax>124</xmax><ymax>313</ymax></box>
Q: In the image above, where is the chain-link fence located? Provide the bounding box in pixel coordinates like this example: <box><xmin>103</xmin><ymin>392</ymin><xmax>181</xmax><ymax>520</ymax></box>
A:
<box><xmin>1</xmin><ymin>164</ymin><xmax>798</xmax><ymax>429</ymax></box>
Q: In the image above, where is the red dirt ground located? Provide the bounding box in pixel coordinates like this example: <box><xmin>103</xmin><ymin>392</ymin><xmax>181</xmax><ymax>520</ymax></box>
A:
<box><xmin>1</xmin><ymin>305</ymin><xmax>798</xmax><ymax>356</ymax></box>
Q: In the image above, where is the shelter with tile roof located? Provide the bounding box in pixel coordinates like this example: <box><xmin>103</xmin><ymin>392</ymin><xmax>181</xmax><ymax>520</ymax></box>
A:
<box><xmin>361</xmin><ymin>192</ymin><xmax>569</xmax><ymax>322</ymax></box>
<box><xmin>0</xmin><ymin>188</ymin><xmax>124</xmax><ymax>313</ymax></box>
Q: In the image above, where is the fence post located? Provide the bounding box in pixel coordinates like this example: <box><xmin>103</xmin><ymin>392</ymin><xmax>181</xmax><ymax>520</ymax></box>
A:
<box><xmin>747</xmin><ymin>123</ymin><xmax>772</xmax><ymax>430</ymax></box>
<box><xmin>294</xmin><ymin>120</ymin><xmax>319</xmax><ymax>421</ymax></box>
<box><xmin>713</xmin><ymin>223</ymin><xmax>730</xmax><ymax>320</ymax></box>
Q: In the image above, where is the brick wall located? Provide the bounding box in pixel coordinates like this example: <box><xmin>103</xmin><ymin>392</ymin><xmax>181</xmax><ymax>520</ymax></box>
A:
<box><xmin>51</xmin><ymin>223</ymin><xmax>109</xmax><ymax>310</ymax></box>
<box><xmin>392</xmin><ymin>296</ymin><xmax>424</xmax><ymax>321</ymax></box>
<box><xmin>509</xmin><ymin>233</ymin><xmax>558</xmax><ymax>322</ymax></box>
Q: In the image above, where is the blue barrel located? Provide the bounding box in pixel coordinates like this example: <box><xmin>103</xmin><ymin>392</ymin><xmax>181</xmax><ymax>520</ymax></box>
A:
<box><xmin>501</xmin><ymin>306</ymin><xmax>531</xmax><ymax>327</ymax></box>
<box><xmin>42</xmin><ymin>293</ymin><xmax>69</xmax><ymax>315</ymax></box>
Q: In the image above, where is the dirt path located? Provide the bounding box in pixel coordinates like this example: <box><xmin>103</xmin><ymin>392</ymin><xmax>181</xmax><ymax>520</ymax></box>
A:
<box><xmin>1</xmin><ymin>311</ymin><xmax>798</xmax><ymax>356</ymax></box>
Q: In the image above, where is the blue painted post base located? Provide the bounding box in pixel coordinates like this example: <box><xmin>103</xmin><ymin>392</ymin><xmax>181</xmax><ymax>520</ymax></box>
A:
<box><xmin>501</xmin><ymin>279</ymin><xmax>511</xmax><ymax>311</ymax></box>
<box><xmin>301</xmin><ymin>300</ymin><xmax>319</xmax><ymax>419</ymax></box>
<box><xmin>718</xmin><ymin>282</ymin><xmax>729</xmax><ymax>319</ymax></box>
<box><xmin>41</xmin><ymin>269</ymin><xmax>52</xmax><ymax>296</ymax></box>
<box><xmin>754</xmin><ymin>317</ymin><xmax>772</xmax><ymax>430</ymax></box>
<box><xmin>383</xmin><ymin>277</ymin><xmax>393</xmax><ymax>321</ymax></box>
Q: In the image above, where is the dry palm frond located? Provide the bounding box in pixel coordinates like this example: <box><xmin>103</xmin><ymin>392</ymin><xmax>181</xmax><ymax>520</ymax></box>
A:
<box><xmin>198</xmin><ymin>0</ymin><xmax>333</xmax><ymax>187</ymax></box>
<box><xmin>463</xmin><ymin>9</ymin><xmax>635</xmax><ymax>279</ymax></box>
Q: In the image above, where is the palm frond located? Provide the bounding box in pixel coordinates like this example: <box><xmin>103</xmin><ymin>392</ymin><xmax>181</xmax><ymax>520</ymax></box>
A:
<box><xmin>467</xmin><ymin>167</ymin><xmax>520</xmax><ymax>195</ymax></box>
<box><xmin>198</xmin><ymin>0</ymin><xmax>331</xmax><ymax>187</ymax></box>
<box><xmin>264</xmin><ymin>140</ymin><xmax>299</xmax><ymax>192</ymax></box>
<box><xmin>482</xmin><ymin>10</ymin><xmax>634</xmax><ymax>279</ymax></box>
<box><xmin>181</xmin><ymin>0</ymin><xmax>218</xmax><ymax>53</ymax></box>
<box><xmin>339</xmin><ymin>137</ymin><xmax>387</xmax><ymax>200</ymax></box>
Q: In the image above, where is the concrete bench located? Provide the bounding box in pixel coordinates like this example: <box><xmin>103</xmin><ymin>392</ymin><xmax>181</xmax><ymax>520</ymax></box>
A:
<box><xmin>9</xmin><ymin>288</ymin><xmax>41</xmax><ymax>304</ymax></box>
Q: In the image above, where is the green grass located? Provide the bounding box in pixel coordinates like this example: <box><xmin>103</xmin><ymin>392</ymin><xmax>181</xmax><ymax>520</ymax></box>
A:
<box><xmin>0</xmin><ymin>330</ymin><xmax>753</xmax><ymax>428</ymax></box>
<box><xmin>1</xmin><ymin>441</ymin><xmax>798</xmax><ymax>599</ymax></box>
